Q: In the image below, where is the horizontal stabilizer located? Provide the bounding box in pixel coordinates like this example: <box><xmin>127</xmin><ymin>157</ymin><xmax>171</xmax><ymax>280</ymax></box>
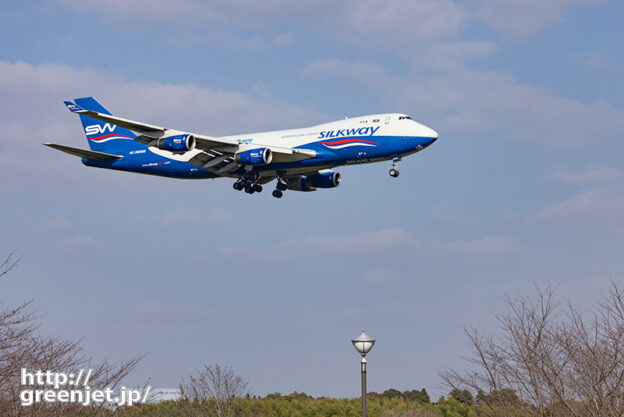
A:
<box><xmin>44</xmin><ymin>143</ymin><xmax>123</xmax><ymax>161</ymax></box>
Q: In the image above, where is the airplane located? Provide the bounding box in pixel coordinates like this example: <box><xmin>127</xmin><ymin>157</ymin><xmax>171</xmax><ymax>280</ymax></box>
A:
<box><xmin>46</xmin><ymin>97</ymin><xmax>438</xmax><ymax>198</ymax></box>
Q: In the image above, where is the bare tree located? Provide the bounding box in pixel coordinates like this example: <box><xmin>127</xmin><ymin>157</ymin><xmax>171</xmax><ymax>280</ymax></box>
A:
<box><xmin>0</xmin><ymin>252</ymin><xmax>143</xmax><ymax>417</ymax></box>
<box><xmin>180</xmin><ymin>364</ymin><xmax>250</xmax><ymax>417</ymax></box>
<box><xmin>441</xmin><ymin>283</ymin><xmax>624</xmax><ymax>417</ymax></box>
<box><xmin>0</xmin><ymin>250</ymin><xmax>20</xmax><ymax>279</ymax></box>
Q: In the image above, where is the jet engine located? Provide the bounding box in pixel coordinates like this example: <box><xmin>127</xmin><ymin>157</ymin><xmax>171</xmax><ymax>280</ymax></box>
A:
<box><xmin>235</xmin><ymin>148</ymin><xmax>273</xmax><ymax>165</ymax></box>
<box><xmin>308</xmin><ymin>171</ymin><xmax>341</xmax><ymax>188</ymax></box>
<box><xmin>156</xmin><ymin>134</ymin><xmax>196</xmax><ymax>152</ymax></box>
<box><xmin>286</xmin><ymin>171</ymin><xmax>341</xmax><ymax>192</ymax></box>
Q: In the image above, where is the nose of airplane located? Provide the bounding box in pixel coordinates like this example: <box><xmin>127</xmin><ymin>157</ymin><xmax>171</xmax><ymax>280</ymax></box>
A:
<box><xmin>422</xmin><ymin>125</ymin><xmax>438</xmax><ymax>146</ymax></box>
<box><xmin>426</xmin><ymin>126</ymin><xmax>438</xmax><ymax>140</ymax></box>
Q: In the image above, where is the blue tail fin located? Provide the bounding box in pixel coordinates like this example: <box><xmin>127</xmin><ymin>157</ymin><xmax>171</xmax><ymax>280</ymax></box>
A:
<box><xmin>73</xmin><ymin>97</ymin><xmax>136</xmax><ymax>151</ymax></box>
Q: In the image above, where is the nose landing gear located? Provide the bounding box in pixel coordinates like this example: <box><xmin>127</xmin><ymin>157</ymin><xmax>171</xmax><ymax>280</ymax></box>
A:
<box><xmin>389</xmin><ymin>157</ymin><xmax>401</xmax><ymax>178</ymax></box>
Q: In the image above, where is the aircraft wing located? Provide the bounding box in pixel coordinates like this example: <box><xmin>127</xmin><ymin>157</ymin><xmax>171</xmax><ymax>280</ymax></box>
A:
<box><xmin>65</xmin><ymin>100</ymin><xmax>316</xmax><ymax>175</ymax></box>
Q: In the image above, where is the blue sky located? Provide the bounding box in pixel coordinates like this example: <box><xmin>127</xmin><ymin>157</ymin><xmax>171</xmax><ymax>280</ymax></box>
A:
<box><xmin>1</xmin><ymin>0</ymin><xmax>623</xmax><ymax>399</ymax></box>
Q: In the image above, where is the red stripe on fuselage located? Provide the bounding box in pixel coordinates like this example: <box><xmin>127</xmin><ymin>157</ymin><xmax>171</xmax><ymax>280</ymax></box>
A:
<box><xmin>321</xmin><ymin>139</ymin><xmax>378</xmax><ymax>146</ymax></box>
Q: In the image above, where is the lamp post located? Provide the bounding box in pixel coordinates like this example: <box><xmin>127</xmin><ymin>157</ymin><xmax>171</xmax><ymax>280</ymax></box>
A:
<box><xmin>352</xmin><ymin>329</ymin><xmax>375</xmax><ymax>417</ymax></box>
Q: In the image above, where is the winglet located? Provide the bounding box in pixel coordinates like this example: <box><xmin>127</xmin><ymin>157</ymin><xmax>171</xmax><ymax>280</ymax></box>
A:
<box><xmin>64</xmin><ymin>101</ymin><xmax>85</xmax><ymax>113</ymax></box>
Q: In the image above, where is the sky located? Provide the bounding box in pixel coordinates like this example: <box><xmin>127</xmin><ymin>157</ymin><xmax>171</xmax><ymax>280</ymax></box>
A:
<box><xmin>1</xmin><ymin>0</ymin><xmax>623</xmax><ymax>399</ymax></box>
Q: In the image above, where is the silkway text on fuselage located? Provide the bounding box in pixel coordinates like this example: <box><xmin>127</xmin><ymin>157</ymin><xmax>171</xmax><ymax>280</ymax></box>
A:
<box><xmin>318</xmin><ymin>126</ymin><xmax>380</xmax><ymax>139</ymax></box>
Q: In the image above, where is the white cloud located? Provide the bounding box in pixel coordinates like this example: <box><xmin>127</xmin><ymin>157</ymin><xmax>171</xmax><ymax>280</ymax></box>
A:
<box><xmin>207</xmin><ymin>208</ymin><xmax>232</xmax><ymax>223</ymax></box>
<box><xmin>537</xmin><ymin>187</ymin><xmax>624</xmax><ymax>218</ymax></box>
<box><xmin>408</xmin><ymin>41</ymin><xmax>498</xmax><ymax>71</ymax></box>
<box><xmin>441</xmin><ymin>235</ymin><xmax>521</xmax><ymax>256</ymax></box>
<box><xmin>212</xmin><ymin>228</ymin><xmax>412</xmax><ymax>262</ymax></box>
<box><xmin>346</xmin><ymin>0</ymin><xmax>465</xmax><ymax>44</ymax></box>
<box><xmin>57</xmin><ymin>0</ymin><xmax>330</xmax><ymax>22</ymax></box>
<box><xmin>285</xmin><ymin>227</ymin><xmax>413</xmax><ymax>256</ymax></box>
<box><xmin>54</xmin><ymin>0</ymin><xmax>608</xmax><ymax>51</ymax></box>
<box><xmin>40</xmin><ymin>217</ymin><xmax>76</xmax><ymax>233</ymax></box>
<box><xmin>145</xmin><ymin>208</ymin><xmax>202</xmax><ymax>225</ymax></box>
<box><xmin>55</xmin><ymin>0</ymin><xmax>606</xmax><ymax>47</ymax></box>
<box><xmin>55</xmin><ymin>235</ymin><xmax>100</xmax><ymax>251</ymax></box>
<box><xmin>572</xmin><ymin>53</ymin><xmax>619</xmax><ymax>71</ymax></box>
<box><xmin>210</xmin><ymin>228</ymin><xmax>525</xmax><ymax>265</ymax></box>
<box><xmin>552</xmin><ymin>165</ymin><xmax>621</xmax><ymax>185</ymax></box>
<box><xmin>300</xmin><ymin>59</ymin><xmax>387</xmax><ymax>80</ymax></box>
<box><xmin>429</xmin><ymin>202</ymin><xmax>457</xmax><ymax>223</ymax></box>
<box><xmin>56</xmin><ymin>0</ymin><xmax>217</xmax><ymax>23</ymax></box>
<box><xmin>57</xmin><ymin>0</ymin><xmax>465</xmax><ymax>47</ymax></box>
<box><xmin>144</xmin><ymin>207</ymin><xmax>230</xmax><ymax>225</ymax></box>
<box><xmin>162</xmin><ymin>31</ymin><xmax>295</xmax><ymax>50</ymax></box>
<box><xmin>472</xmin><ymin>0</ymin><xmax>605</xmax><ymax>39</ymax></box>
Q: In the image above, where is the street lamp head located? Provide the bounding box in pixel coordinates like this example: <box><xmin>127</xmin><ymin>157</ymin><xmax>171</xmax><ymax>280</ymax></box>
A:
<box><xmin>352</xmin><ymin>328</ymin><xmax>375</xmax><ymax>357</ymax></box>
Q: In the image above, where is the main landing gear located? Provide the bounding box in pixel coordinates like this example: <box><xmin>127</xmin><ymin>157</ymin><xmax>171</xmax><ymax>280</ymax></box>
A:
<box><xmin>233</xmin><ymin>174</ymin><xmax>263</xmax><ymax>194</ymax></box>
<box><xmin>389</xmin><ymin>156</ymin><xmax>401</xmax><ymax>178</ymax></box>
<box><xmin>234</xmin><ymin>175</ymin><xmax>287</xmax><ymax>198</ymax></box>
<box><xmin>272</xmin><ymin>178</ymin><xmax>287</xmax><ymax>198</ymax></box>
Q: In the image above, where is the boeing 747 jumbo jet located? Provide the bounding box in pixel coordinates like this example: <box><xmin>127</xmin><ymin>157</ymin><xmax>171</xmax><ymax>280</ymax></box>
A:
<box><xmin>46</xmin><ymin>97</ymin><xmax>438</xmax><ymax>198</ymax></box>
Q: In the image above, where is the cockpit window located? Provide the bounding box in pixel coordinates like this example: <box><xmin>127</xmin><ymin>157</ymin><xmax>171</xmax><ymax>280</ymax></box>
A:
<box><xmin>398</xmin><ymin>116</ymin><xmax>412</xmax><ymax>120</ymax></box>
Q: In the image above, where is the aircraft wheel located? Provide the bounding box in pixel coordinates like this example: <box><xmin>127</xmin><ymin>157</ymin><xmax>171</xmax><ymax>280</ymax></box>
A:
<box><xmin>272</xmin><ymin>190</ymin><xmax>283</xmax><ymax>198</ymax></box>
<box><xmin>389</xmin><ymin>168</ymin><xmax>399</xmax><ymax>178</ymax></box>
<box><xmin>244</xmin><ymin>185</ymin><xmax>254</xmax><ymax>194</ymax></box>
<box><xmin>253</xmin><ymin>184</ymin><xmax>263</xmax><ymax>193</ymax></box>
<box><xmin>276</xmin><ymin>182</ymin><xmax>287</xmax><ymax>191</ymax></box>
<box><xmin>233</xmin><ymin>182</ymin><xmax>243</xmax><ymax>191</ymax></box>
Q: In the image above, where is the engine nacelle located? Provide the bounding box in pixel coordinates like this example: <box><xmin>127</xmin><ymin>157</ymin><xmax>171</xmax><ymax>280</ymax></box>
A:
<box><xmin>235</xmin><ymin>148</ymin><xmax>272</xmax><ymax>165</ymax></box>
<box><xmin>156</xmin><ymin>134</ymin><xmax>195</xmax><ymax>152</ymax></box>
<box><xmin>286</xmin><ymin>176</ymin><xmax>315</xmax><ymax>192</ymax></box>
<box><xmin>286</xmin><ymin>171</ymin><xmax>341</xmax><ymax>192</ymax></box>
<box><xmin>308</xmin><ymin>171</ymin><xmax>341</xmax><ymax>188</ymax></box>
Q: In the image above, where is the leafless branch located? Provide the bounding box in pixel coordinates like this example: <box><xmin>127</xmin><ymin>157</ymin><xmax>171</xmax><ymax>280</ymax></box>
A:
<box><xmin>442</xmin><ymin>282</ymin><xmax>624</xmax><ymax>417</ymax></box>
<box><xmin>180</xmin><ymin>364</ymin><xmax>250</xmax><ymax>417</ymax></box>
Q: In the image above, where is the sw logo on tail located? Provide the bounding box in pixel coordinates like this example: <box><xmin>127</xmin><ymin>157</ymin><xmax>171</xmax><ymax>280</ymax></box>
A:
<box><xmin>85</xmin><ymin>123</ymin><xmax>116</xmax><ymax>136</ymax></box>
<box><xmin>46</xmin><ymin>97</ymin><xmax>438</xmax><ymax>198</ymax></box>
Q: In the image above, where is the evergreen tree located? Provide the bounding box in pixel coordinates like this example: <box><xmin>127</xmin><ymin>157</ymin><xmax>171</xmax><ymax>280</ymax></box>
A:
<box><xmin>449</xmin><ymin>388</ymin><xmax>473</xmax><ymax>405</ymax></box>
<box><xmin>381</xmin><ymin>388</ymin><xmax>402</xmax><ymax>399</ymax></box>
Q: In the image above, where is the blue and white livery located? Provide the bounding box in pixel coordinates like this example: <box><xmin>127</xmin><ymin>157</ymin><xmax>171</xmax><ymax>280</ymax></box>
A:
<box><xmin>46</xmin><ymin>97</ymin><xmax>438</xmax><ymax>198</ymax></box>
